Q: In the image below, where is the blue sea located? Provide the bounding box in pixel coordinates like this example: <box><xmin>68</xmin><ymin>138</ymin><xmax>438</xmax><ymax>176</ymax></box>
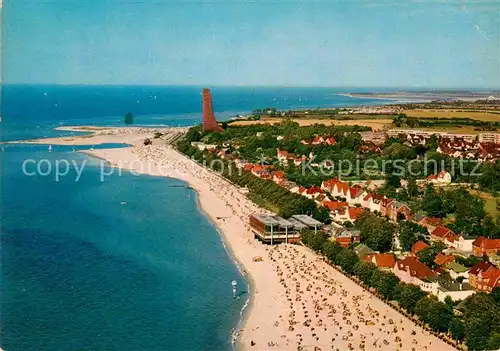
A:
<box><xmin>0</xmin><ymin>85</ymin><xmax>393</xmax><ymax>351</ymax></box>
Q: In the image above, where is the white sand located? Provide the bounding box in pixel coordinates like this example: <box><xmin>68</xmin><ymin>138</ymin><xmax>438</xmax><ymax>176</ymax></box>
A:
<box><xmin>23</xmin><ymin>127</ymin><xmax>456</xmax><ymax>351</ymax></box>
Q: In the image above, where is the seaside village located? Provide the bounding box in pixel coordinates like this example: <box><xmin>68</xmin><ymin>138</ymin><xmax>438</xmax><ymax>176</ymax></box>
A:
<box><xmin>174</xmin><ymin>90</ymin><xmax>500</xmax><ymax>350</ymax></box>
<box><xmin>242</xmin><ymin>161</ymin><xmax>500</xmax><ymax>302</ymax></box>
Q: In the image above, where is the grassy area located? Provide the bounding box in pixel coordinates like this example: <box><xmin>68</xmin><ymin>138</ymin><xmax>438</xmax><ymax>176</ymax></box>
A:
<box><xmin>405</xmin><ymin>109</ymin><xmax>500</xmax><ymax>121</ymax></box>
<box><xmin>468</xmin><ymin>189</ymin><xmax>499</xmax><ymax>219</ymax></box>
<box><xmin>485</xmin><ymin>198</ymin><xmax>499</xmax><ymax>220</ymax></box>
<box><xmin>418</xmin><ymin>126</ymin><xmax>483</xmax><ymax>135</ymax></box>
<box><xmin>289</xmin><ymin>113</ymin><xmax>397</xmax><ymax>120</ymax></box>
<box><xmin>231</xmin><ymin>117</ymin><xmax>393</xmax><ymax>130</ymax></box>
<box><xmin>247</xmin><ymin>192</ymin><xmax>280</xmax><ymax>213</ymax></box>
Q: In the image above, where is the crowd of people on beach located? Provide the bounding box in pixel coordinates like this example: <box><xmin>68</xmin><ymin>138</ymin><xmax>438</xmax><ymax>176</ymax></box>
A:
<box><xmin>265</xmin><ymin>245</ymin><xmax>439</xmax><ymax>350</ymax></box>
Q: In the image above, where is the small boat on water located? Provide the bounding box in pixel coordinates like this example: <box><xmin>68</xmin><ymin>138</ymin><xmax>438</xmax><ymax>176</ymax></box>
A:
<box><xmin>48</xmin><ymin>145</ymin><xmax>53</xmax><ymax>152</ymax></box>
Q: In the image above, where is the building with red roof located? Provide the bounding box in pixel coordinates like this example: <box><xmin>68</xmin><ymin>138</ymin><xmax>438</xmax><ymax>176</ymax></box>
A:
<box><xmin>430</xmin><ymin>226</ymin><xmax>455</xmax><ymax>243</ymax></box>
<box><xmin>311</xmin><ymin>136</ymin><xmax>324</xmax><ymax>145</ymax></box>
<box><xmin>380</xmin><ymin>197</ymin><xmax>395</xmax><ymax>217</ymax></box>
<box><xmin>347</xmin><ymin>207</ymin><xmax>365</xmax><ymax>222</ymax></box>
<box><xmin>472</xmin><ymin>236</ymin><xmax>500</xmax><ymax>257</ymax></box>
<box><xmin>347</xmin><ymin>186</ymin><xmax>365</xmax><ymax>205</ymax></box>
<box><xmin>469</xmin><ymin>261</ymin><xmax>500</xmax><ymax>292</ymax></box>
<box><xmin>477</xmin><ymin>266</ymin><xmax>500</xmax><ymax>292</ymax></box>
<box><xmin>309</xmin><ymin>135</ymin><xmax>337</xmax><ymax>146</ymax></box>
<box><xmin>434</xmin><ymin>253</ymin><xmax>455</xmax><ymax>267</ymax></box>
<box><xmin>419</xmin><ymin>217</ymin><xmax>443</xmax><ymax>233</ymax></box>
<box><xmin>276</xmin><ymin>148</ymin><xmax>295</xmax><ymax>165</ymax></box>
<box><xmin>364</xmin><ymin>253</ymin><xmax>396</xmax><ymax>270</ymax></box>
<box><xmin>303</xmin><ymin>185</ymin><xmax>325</xmax><ymax>200</ymax></box>
<box><xmin>394</xmin><ymin>257</ymin><xmax>435</xmax><ymax>287</ymax></box>
<box><xmin>322</xmin><ymin>201</ymin><xmax>348</xmax><ymax>212</ymax></box>
<box><xmin>243</xmin><ymin>164</ymin><xmax>255</xmax><ymax>172</ymax></box>
<box><xmin>411</xmin><ymin>241</ymin><xmax>430</xmax><ymax>256</ymax></box>
<box><xmin>293</xmin><ymin>155</ymin><xmax>308</xmax><ymax>166</ymax></box>
<box><xmin>272</xmin><ymin>171</ymin><xmax>286</xmax><ymax>183</ymax></box>
<box><xmin>386</xmin><ymin>201</ymin><xmax>412</xmax><ymax>222</ymax></box>
<box><xmin>321</xmin><ymin>178</ymin><xmax>340</xmax><ymax>193</ymax></box>
<box><xmin>250</xmin><ymin>165</ymin><xmax>273</xmax><ymax>179</ymax></box>
<box><xmin>332</xmin><ymin>227</ymin><xmax>361</xmax><ymax>248</ymax></box>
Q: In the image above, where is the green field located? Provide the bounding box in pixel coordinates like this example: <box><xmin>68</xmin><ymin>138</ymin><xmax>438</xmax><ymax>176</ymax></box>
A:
<box><xmin>468</xmin><ymin>189</ymin><xmax>499</xmax><ymax>219</ymax></box>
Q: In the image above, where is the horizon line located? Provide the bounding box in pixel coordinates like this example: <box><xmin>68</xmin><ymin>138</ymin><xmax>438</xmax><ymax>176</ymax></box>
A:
<box><xmin>2</xmin><ymin>83</ymin><xmax>500</xmax><ymax>91</ymax></box>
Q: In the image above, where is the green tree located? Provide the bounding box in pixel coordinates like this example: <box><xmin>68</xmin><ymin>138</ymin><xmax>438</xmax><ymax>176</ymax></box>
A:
<box><xmin>300</xmin><ymin>228</ymin><xmax>313</xmax><ymax>247</ymax></box>
<box><xmin>322</xmin><ymin>241</ymin><xmax>343</xmax><ymax>263</ymax></box>
<box><xmin>466</xmin><ymin>317</ymin><xmax>492</xmax><ymax>350</ymax></box>
<box><xmin>478</xmin><ymin>162</ymin><xmax>500</xmax><ymax>192</ymax></box>
<box><xmin>353</xmin><ymin>261</ymin><xmax>377</xmax><ymax>286</ymax></box>
<box><xmin>386</xmin><ymin>174</ymin><xmax>401</xmax><ymax>188</ymax></box>
<box><xmin>488</xmin><ymin>332</ymin><xmax>500</xmax><ymax>351</ymax></box>
<box><xmin>308</xmin><ymin>231</ymin><xmax>329</xmax><ymax>253</ymax></box>
<box><xmin>407</xmin><ymin>177</ymin><xmax>419</xmax><ymax>198</ymax></box>
<box><xmin>417</xmin><ymin>242</ymin><xmax>445</xmax><ymax>269</ymax></box>
<box><xmin>355</xmin><ymin>212</ymin><xmax>396</xmax><ymax>253</ymax></box>
<box><xmin>313</xmin><ymin>206</ymin><xmax>332</xmax><ymax>224</ymax></box>
<box><xmin>449</xmin><ymin>317</ymin><xmax>465</xmax><ymax>341</ymax></box>
<box><xmin>337</xmin><ymin>249</ymin><xmax>359</xmax><ymax>274</ymax></box>
<box><xmin>394</xmin><ymin>282</ymin><xmax>426</xmax><ymax>314</ymax></box>
<box><xmin>444</xmin><ymin>295</ymin><xmax>454</xmax><ymax>309</ymax></box>
<box><xmin>339</xmin><ymin>133</ymin><xmax>362</xmax><ymax>151</ymax></box>
<box><xmin>463</xmin><ymin>293</ymin><xmax>500</xmax><ymax>350</ymax></box>
<box><xmin>398</xmin><ymin>221</ymin><xmax>427</xmax><ymax>252</ymax></box>
<box><xmin>415</xmin><ymin>296</ymin><xmax>452</xmax><ymax>332</ymax></box>
<box><xmin>491</xmin><ymin>287</ymin><xmax>500</xmax><ymax>305</ymax></box>
<box><xmin>371</xmin><ymin>270</ymin><xmax>399</xmax><ymax>300</ymax></box>
<box><xmin>422</xmin><ymin>184</ymin><xmax>444</xmax><ymax>218</ymax></box>
<box><xmin>124</xmin><ymin>112</ymin><xmax>134</xmax><ymax>124</ymax></box>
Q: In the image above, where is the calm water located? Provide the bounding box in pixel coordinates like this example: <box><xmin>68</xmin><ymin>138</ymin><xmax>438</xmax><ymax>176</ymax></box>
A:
<box><xmin>1</xmin><ymin>149</ymin><xmax>248</xmax><ymax>350</ymax></box>
<box><xmin>1</xmin><ymin>86</ymin><xmax>391</xmax><ymax>351</ymax></box>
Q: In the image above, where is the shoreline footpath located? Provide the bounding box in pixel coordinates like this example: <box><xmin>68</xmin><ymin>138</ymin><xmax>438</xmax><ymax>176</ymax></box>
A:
<box><xmin>17</xmin><ymin>127</ymin><xmax>458</xmax><ymax>351</ymax></box>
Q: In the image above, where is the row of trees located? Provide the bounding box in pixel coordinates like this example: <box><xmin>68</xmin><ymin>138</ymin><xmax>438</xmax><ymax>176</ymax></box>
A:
<box><xmin>176</xmin><ymin>139</ymin><xmax>331</xmax><ymax>223</ymax></box>
<box><xmin>300</xmin><ymin>229</ymin><xmax>500</xmax><ymax>350</ymax></box>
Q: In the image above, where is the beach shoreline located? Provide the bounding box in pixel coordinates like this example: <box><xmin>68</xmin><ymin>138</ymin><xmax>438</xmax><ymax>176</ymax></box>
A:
<box><xmin>15</xmin><ymin>127</ymin><xmax>458</xmax><ymax>351</ymax></box>
<box><xmin>190</xmin><ymin>174</ymin><xmax>256</xmax><ymax>351</ymax></box>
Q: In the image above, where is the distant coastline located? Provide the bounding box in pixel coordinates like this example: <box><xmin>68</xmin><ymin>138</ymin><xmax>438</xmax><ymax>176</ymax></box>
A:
<box><xmin>339</xmin><ymin>91</ymin><xmax>500</xmax><ymax>102</ymax></box>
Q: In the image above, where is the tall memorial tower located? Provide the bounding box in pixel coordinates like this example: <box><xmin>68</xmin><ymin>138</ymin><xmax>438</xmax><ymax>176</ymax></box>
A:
<box><xmin>202</xmin><ymin>88</ymin><xmax>224</xmax><ymax>132</ymax></box>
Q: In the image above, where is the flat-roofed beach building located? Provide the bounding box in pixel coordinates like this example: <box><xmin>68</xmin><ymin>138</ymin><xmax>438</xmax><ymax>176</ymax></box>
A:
<box><xmin>290</xmin><ymin>215</ymin><xmax>324</xmax><ymax>233</ymax></box>
<box><xmin>287</xmin><ymin>217</ymin><xmax>308</xmax><ymax>232</ymax></box>
<box><xmin>249</xmin><ymin>214</ymin><xmax>297</xmax><ymax>244</ymax></box>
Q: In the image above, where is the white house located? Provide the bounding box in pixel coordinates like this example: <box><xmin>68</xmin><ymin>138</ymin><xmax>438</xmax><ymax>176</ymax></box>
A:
<box><xmin>455</xmin><ymin>235</ymin><xmax>476</xmax><ymax>253</ymax></box>
<box><xmin>427</xmin><ymin>170</ymin><xmax>452</xmax><ymax>184</ymax></box>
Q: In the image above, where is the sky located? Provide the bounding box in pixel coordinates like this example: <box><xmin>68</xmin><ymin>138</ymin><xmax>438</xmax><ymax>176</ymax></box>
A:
<box><xmin>2</xmin><ymin>0</ymin><xmax>500</xmax><ymax>88</ymax></box>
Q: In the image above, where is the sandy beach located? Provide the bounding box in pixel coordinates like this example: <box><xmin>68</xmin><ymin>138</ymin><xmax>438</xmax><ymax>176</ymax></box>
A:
<box><xmin>24</xmin><ymin>127</ymin><xmax>456</xmax><ymax>351</ymax></box>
